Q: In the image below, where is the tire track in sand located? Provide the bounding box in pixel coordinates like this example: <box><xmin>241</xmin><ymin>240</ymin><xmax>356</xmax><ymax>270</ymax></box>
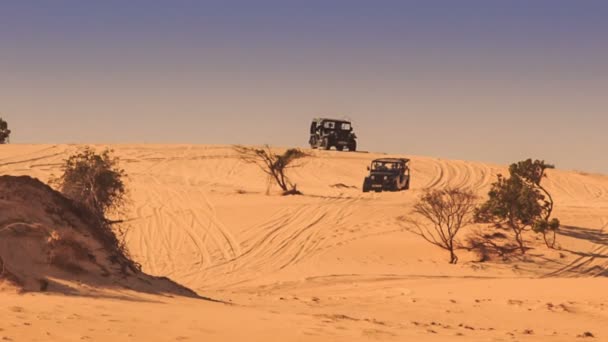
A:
<box><xmin>199</xmin><ymin>197</ymin><xmax>358</xmax><ymax>289</ymax></box>
<box><xmin>543</xmin><ymin>220</ymin><xmax>608</xmax><ymax>278</ymax></box>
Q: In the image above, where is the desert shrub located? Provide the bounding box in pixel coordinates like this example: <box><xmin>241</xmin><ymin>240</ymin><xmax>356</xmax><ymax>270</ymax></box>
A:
<box><xmin>408</xmin><ymin>188</ymin><xmax>477</xmax><ymax>264</ymax></box>
<box><xmin>234</xmin><ymin>145</ymin><xmax>307</xmax><ymax>195</ymax></box>
<box><xmin>509</xmin><ymin>159</ymin><xmax>560</xmax><ymax>248</ymax></box>
<box><xmin>0</xmin><ymin>117</ymin><xmax>11</xmax><ymax>144</ymax></box>
<box><xmin>53</xmin><ymin>147</ymin><xmax>127</xmax><ymax>219</ymax></box>
<box><xmin>52</xmin><ymin>148</ymin><xmax>138</xmax><ymax>274</ymax></box>
<box><xmin>475</xmin><ymin>159</ymin><xmax>560</xmax><ymax>253</ymax></box>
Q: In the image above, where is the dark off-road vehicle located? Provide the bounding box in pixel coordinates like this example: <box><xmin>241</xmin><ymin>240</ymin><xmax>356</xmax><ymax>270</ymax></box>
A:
<box><xmin>309</xmin><ymin>118</ymin><xmax>357</xmax><ymax>151</ymax></box>
<box><xmin>362</xmin><ymin>158</ymin><xmax>411</xmax><ymax>192</ymax></box>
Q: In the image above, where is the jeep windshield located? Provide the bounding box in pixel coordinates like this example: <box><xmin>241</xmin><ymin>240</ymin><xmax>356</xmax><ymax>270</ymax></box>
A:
<box><xmin>371</xmin><ymin>162</ymin><xmax>402</xmax><ymax>172</ymax></box>
<box><xmin>322</xmin><ymin>121</ymin><xmax>351</xmax><ymax>131</ymax></box>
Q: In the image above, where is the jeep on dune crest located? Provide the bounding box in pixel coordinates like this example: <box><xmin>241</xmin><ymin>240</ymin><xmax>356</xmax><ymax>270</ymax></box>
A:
<box><xmin>362</xmin><ymin>158</ymin><xmax>411</xmax><ymax>192</ymax></box>
<box><xmin>309</xmin><ymin>118</ymin><xmax>357</xmax><ymax>151</ymax></box>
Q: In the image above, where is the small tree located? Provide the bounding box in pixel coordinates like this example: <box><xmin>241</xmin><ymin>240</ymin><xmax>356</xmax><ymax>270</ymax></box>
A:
<box><xmin>475</xmin><ymin>159</ymin><xmax>560</xmax><ymax>253</ymax></box>
<box><xmin>234</xmin><ymin>145</ymin><xmax>307</xmax><ymax>195</ymax></box>
<box><xmin>51</xmin><ymin>147</ymin><xmax>139</xmax><ymax>274</ymax></box>
<box><xmin>53</xmin><ymin>147</ymin><xmax>127</xmax><ymax>219</ymax></box>
<box><xmin>0</xmin><ymin>117</ymin><xmax>11</xmax><ymax>144</ymax></box>
<box><xmin>409</xmin><ymin>188</ymin><xmax>477</xmax><ymax>264</ymax></box>
<box><xmin>509</xmin><ymin>159</ymin><xmax>560</xmax><ymax>248</ymax></box>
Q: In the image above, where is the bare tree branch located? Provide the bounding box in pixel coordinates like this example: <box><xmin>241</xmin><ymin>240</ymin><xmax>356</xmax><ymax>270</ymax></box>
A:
<box><xmin>234</xmin><ymin>145</ymin><xmax>308</xmax><ymax>195</ymax></box>
<box><xmin>408</xmin><ymin>188</ymin><xmax>478</xmax><ymax>264</ymax></box>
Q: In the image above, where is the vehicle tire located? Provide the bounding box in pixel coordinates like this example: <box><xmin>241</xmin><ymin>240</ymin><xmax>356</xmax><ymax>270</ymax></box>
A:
<box><xmin>337</xmin><ymin>145</ymin><xmax>345</xmax><ymax>151</ymax></box>
<box><xmin>309</xmin><ymin>136</ymin><xmax>318</xmax><ymax>149</ymax></box>
<box><xmin>405</xmin><ymin>179</ymin><xmax>410</xmax><ymax>190</ymax></box>
<box><xmin>362</xmin><ymin>178</ymin><xmax>371</xmax><ymax>192</ymax></box>
<box><xmin>348</xmin><ymin>140</ymin><xmax>357</xmax><ymax>152</ymax></box>
<box><xmin>392</xmin><ymin>179</ymin><xmax>400</xmax><ymax>191</ymax></box>
<box><xmin>322</xmin><ymin>138</ymin><xmax>330</xmax><ymax>150</ymax></box>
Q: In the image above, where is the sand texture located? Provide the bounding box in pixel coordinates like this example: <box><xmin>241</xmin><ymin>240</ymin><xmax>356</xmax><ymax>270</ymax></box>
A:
<box><xmin>1</xmin><ymin>144</ymin><xmax>607</xmax><ymax>341</ymax></box>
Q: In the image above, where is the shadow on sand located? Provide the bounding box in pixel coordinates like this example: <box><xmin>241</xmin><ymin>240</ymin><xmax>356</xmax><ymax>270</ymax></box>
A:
<box><xmin>542</xmin><ymin>225</ymin><xmax>608</xmax><ymax>277</ymax></box>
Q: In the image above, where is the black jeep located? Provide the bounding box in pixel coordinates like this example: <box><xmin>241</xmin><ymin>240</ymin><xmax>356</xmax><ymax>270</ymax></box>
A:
<box><xmin>362</xmin><ymin>158</ymin><xmax>411</xmax><ymax>192</ymax></box>
<box><xmin>309</xmin><ymin>118</ymin><xmax>357</xmax><ymax>151</ymax></box>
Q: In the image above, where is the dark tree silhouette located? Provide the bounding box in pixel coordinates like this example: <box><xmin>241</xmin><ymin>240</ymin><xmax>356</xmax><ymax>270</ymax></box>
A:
<box><xmin>0</xmin><ymin>117</ymin><xmax>11</xmax><ymax>144</ymax></box>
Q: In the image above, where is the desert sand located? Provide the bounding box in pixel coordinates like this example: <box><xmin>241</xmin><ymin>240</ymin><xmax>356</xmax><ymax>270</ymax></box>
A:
<box><xmin>1</xmin><ymin>144</ymin><xmax>607</xmax><ymax>341</ymax></box>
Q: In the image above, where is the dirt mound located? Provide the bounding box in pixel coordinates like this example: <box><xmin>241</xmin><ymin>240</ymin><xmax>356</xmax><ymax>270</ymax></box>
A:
<box><xmin>0</xmin><ymin>175</ymin><xmax>198</xmax><ymax>297</ymax></box>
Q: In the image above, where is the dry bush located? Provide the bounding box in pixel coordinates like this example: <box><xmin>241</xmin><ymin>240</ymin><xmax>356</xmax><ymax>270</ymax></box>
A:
<box><xmin>52</xmin><ymin>147</ymin><xmax>127</xmax><ymax>219</ymax></box>
<box><xmin>52</xmin><ymin>148</ymin><xmax>139</xmax><ymax>274</ymax></box>
<box><xmin>234</xmin><ymin>145</ymin><xmax>307</xmax><ymax>195</ymax></box>
<box><xmin>408</xmin><ymin>188</ymin><xmax>477</xmax><ymax>264</ymax></box>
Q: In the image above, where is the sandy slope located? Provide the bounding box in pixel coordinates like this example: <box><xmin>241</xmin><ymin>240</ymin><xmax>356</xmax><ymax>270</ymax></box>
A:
<box><xmin>0</xmin><ymin>175</ymin><xmax>198</xmax><ymax>298</ymax></box>
<box><xmin>1</xmin><ymin>144</ymin><xmax>607</xmax><ymax>341</ymax></box>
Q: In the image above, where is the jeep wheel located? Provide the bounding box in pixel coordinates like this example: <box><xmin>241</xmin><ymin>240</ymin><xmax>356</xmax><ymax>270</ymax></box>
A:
<box><xmin>309</xmin><ymin>136</ymin><xmax>318</xmax><ymax>149</ymax></box>
<box><xmin>322</xmin><ymin>138</ymin><xmax>330</xmax><ymax>150</ymax></box>
<box><xmin>337</xmin><ymin>145</ymin><xmax>345</xmax><ymax>151</ymax></box>
<box><xmin>405</xmin><ymin>179</ymin><xmax>410</xmax><ymax>190</ymax></box>
<box><xmin>392</xmin><ymin>179</ymin><xmax>400</xmax><ymax>191</ymax></box>
<box><xmin>362</xmin><ymin>178</ymin><xmax>371</xmax><ymax>192</ymax></box>
<box><xmin>348</xmin><ymin>141</ymin><xmax>357</xmax><ymax>152</ymax></box>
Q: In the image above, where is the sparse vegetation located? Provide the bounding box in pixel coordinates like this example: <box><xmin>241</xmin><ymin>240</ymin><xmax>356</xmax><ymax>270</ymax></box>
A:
<box><xmin>52</xmin><ymin>147</ymin><xmax>127</xmax><ymax>219</ymax></box>
<box><xmin>51</xmin><ymin>148</ymin><xmax>138</xmax><ymax>273</ymax></box>
<box><xmin>408</xmin><ymin>188</ymin><xmax>478</xmax><ymax>264</ymax></box>
<box><xmin>475</xmin><ymin>159</ymin><xmax>560</xmax><ymax>253</ymax></box>
<box><xmin>0</xmin><ymin>117</ymin><xmax>11</xmax><ymax>144</ymax></box>
<box><xmin>234</xmin><ymin>145</ymin><xmax>307</xmax><ymax>195</ymax></box>
<box><xmin>509</xmin><ymin>159</ymin><xmax>560</xmax><ymax>248</ymax></box>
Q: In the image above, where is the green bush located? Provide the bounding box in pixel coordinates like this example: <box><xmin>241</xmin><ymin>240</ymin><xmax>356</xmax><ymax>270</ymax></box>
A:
<box><xmin>476</xmin><ymin>159</ymin><xmax>560</xmax><ymax>253</ymax></box>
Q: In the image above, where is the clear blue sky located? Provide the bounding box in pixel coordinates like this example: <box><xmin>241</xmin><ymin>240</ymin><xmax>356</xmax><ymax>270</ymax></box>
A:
<box><xmin>1</xmin><ymin>1</ymin><xmax>607</xmax><ymax>173</ymax></box>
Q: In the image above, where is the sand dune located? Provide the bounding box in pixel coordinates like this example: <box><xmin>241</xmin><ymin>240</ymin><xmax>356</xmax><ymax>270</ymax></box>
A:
<box><xmin>0</xmin><ymin>175</ymin><xmax>198</xmax><ymax>299</ymax></box>
<box><xmin>1</xmin><ymin>144</ymin><xmax>607</xmax><ymax>341</ymax></box>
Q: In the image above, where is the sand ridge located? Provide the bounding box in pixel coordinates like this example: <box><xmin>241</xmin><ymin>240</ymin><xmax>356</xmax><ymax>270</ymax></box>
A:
<box><xmin>0</xmin><ymin>175</ymin><xmax>199</xmax><ymax>299</ymax></box>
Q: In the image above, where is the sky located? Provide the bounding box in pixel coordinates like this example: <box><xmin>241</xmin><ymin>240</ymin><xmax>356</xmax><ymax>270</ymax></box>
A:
<box><xmin>1</xmin><ymin>1</ymin><xmax>607</xmax><ymax>173</ymax></box>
